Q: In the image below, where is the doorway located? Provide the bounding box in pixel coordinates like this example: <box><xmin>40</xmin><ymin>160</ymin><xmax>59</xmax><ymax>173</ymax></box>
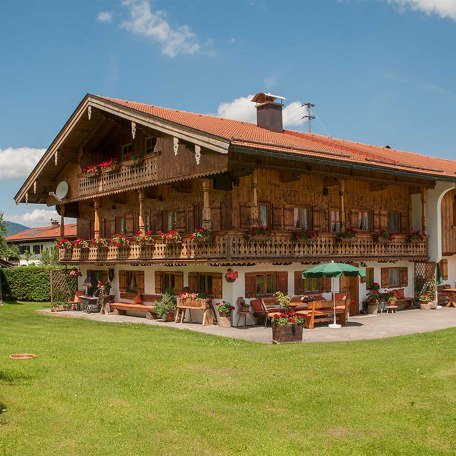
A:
<box><xmin>339</xmin><ymin>274</ymin><xmax>360</xmax><ymax>315</ymax></box>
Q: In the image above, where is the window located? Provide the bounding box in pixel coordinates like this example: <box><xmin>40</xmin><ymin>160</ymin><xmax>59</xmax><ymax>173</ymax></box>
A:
<box><xmin>155</xmin><ymin>271</ymin><xmax>183</xmax><ymax>294</ymax></box>
<box><xmin>357</xmin><ymin>211</ymin><xmax>369</xmax><ymax>231</ymax></box>
<box><xmin>19</xmin><ymin>245</ymin><xmax>30</xmax><ymax>254</ymax></box>
<box><xmin>122</xmin><ymin>143</ymin><xmax>133</xmax><ymax>158</ymax></box>
<box><xmin>294</xmin><ymin>271</ymin><xmax>331</xmax><ymax>294</ymax></box>
<box><xmin>116</xmin><ymin>217</ymin><xmax>126</xmax><ymax>235</ymax></box>
<box><xmin>259</xmin><ymin>203</ymin><xmax>271</xmax><ymax>227</ymax></box>
<box><xmin>388</xmin><ymin>212</ymin><xmax>400</xmax><ymax>233</ymax></box>
<box><xmin>119</xmin><ymin>270</ymin><xmax>144</xmax><ymax>294</ymax></box>
<box><xmin>188</xmin><ymin>272</ymin><xmax>222</xmax><ymax>298</ymax></box>
<box><xmin>330</xmin><ymin>210</ymin><xmax>341</xmax><ymax>232</ymax></box>
<box><xmin>85</xmin><ymin>270</ymin><xmax>108</xmax><ymax>288</ymax></box>
<box><xmin>145</xmin><ymin>137</ymin><xmax>157</xmax><ymax>154</ymax></box>
<box><xmin>33</xmin><ymin>244</ymin><xmax>42</xmax><ymax>255</ymax></box>
<box><xmin>293</xmin><ymin>207</ymin><xmax>309</xmax><ymax>229</ymax></box>
<box><xmin>245</xmin><ymin>271</ymin><xmax>288</xmax><ymax>298</ymax></box>
<box><xmin>163</xmin><ymin>211</ymin><xmax>177</xmax><ymax>231</ymax></box>
<box><xmin>381</xmin><ymin>267</ymin><xmax>408</xmax><ymax>288</ymax></box>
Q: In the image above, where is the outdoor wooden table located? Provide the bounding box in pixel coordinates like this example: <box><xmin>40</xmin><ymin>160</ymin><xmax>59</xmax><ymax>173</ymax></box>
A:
<box><xmin>445</xmin><ymin>289</ymin><xmax>456</xmax><ymax>307</ymax></box>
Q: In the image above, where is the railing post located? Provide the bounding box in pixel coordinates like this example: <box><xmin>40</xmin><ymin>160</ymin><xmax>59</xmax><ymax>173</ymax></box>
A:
<box><xmin>94</xmin><ymin>198</ymin><xmax>100</xmax><ymax>238</ymax></box>
<box><xmin>138</xmin><ymin>189</ymin><xmax>145</xmax><ymax>233</ymax></box>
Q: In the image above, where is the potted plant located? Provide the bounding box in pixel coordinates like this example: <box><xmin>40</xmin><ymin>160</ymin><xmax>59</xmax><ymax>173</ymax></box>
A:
<box><xmin>91</xmin><ymin>237</ymin><xmax>109</xmax><ymax>249</ymax></box>
<box><xmin>292</xmin><ymin>228</ymin><xmax>319</xmax><ymax>244</ymax></box>
<box><xmin>72</xmin><ymin>238</ymin><xmax>90</xmax><ymax>249</ymax></box>
<box><xmin>269</xmin><ymin>291</ymin><xmax>304</xmax><ymax>343</ymax></box>
<box><xmin>122</xmin><ymin>151</ymin><xmax>144</xmax><ymax>167</ymax></box>
<box><xmin>387</xmin><ymin>293</ymin><xmax>398</xmax><ymax>307</ymax></box>
<box><xmin>99</xmin><ymin>157</ymin><xmax>120</xmax><ymax>174</ymax></box>
<box><xmin>374</xmin><ymin>229</ymin><xmax>394</xmax><ymax>243</ymax></box>
<box><xmin>245</xmin><ymin>225</ymin><xmax>272</xmax><ymax>242</ymax></box>
<box><xmin>406</xmin><ymin>230</ymin><xmax>426</xmax><ymax>244</ymax></box>
<box><xmin>217</xmin><ymin>301</ymin><xmax>235</xmax><ymax>327</ymax></box>
<box><xmin>135</xmin><ymin>230</ymin><xmax>154</xmax><ymax>245</ymax></box>
<box><xmin>110</xmin><ymin>234</ymin><xmax>130</xmax><ymax>248</ymax></box>
<box><xmin>336</xmin><ymin>228</ymin><xmax>358</xmax><ymax>243</ymax></box>
<box><xmin>225</xmin><ymin>269</ymin><xmax>238</xmax><ymax>283</ymax></box>
<box><xmin>56</xmin><ymin>238</ymin><xmax>72</xmax><ymax>250</ymax></box>
<box><xmin>82</xmin><ymin>164</ymin><xmax>102</xmax><ymax>178</ymax></box>
<box><xmin>159</xmin><ymin>230</ymin><xmax>182</xmax><ymax>244</ymax></box>
<box><xmin>191</xmin><ymin>227</ymin><xmax>212</xmax><ymax>243</ymax></box>
<box><xmin>237</xmin><ymin>298</ymin><xmax>250</xmax><ymax>312</ymax></box>
<box><xmin>94</xmin><ymin>280</ymin><xmax>111</xmax><ymax>297</ymax></box>
<box><xmin>366</xmin><ymin>290</ymin><xmax>380</xmax><ymax>315</ymax></box>
<box><xmin>418</xmin><ymin>292</ymin><xmax>435</xmax><ymax>310</ymax></box>
<box><xmin>155</xmin><ymin>291</ymin><xmax>177</xmax><ymax>321</ymax></box>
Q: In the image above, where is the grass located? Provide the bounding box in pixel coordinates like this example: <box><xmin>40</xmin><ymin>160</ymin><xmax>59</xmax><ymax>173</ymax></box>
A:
<box><xmin>0</xmin><ymin>302</ymin><xmax>455</xmax><ymax>456</ymax></box>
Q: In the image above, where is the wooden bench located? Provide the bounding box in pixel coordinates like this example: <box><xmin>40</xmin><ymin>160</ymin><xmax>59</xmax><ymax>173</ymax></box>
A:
<box><xmin>110</xmin><ymin>303</ymin><xmax>157</xmax><ymax>319</ymax></box>
<box><xmin>175</xmin><ymin>298</ymin><xmax>216</xmax><ymax>325</ymax></box>
<box><xmin>295</xmin><ymin>300</ymin><xmax>348</xmax><ymax>329</ymax></box>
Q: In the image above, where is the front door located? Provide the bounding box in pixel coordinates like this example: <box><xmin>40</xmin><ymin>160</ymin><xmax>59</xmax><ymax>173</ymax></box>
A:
<box><xmin>339</xmin><ymin>275</ymin><xmax>360</xmax><ymax>315</ymax></box>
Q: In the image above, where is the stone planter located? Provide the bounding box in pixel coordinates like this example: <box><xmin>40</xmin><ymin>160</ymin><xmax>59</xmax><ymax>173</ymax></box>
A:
<box><xmin>367</xmin><ymin>302</ymin><xmax>378</xmax><ymax>315</ymax></box>
<box><xmin>272</xmin><ymin>324</ymin><xmax>303</xmax><ymax>343</ymax></box>
<box><xmin>419</xmin><ymin>301</ymin><xmax>433</xmax><ymax>310</ymax></box>
<box><xmin>218</xmin><ymin>314</ymin><xmax>231</xmax><ymax>327</ymax></box>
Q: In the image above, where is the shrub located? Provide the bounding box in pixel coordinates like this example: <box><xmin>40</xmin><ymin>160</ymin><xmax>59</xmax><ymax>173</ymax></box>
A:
<box><xmin>0</xmin><ymin>266</ymin><xmax>64</xmax><ymax>302</ymax></box>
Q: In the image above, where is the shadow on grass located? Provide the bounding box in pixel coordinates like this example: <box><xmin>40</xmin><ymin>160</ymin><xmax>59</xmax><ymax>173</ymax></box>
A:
<box><xmin>0</xmin><ymin>370</ymin><xmax>33</xmax><ymax>384</ymax></box>
<box><xmin>1</xmin><ymin>300</ymin><xmax>25</xmax><ymax>306</ymax></box>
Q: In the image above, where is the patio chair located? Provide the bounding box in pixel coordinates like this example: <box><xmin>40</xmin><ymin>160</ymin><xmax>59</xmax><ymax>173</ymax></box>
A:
<box><xmin>67</xmin><ymin>290</ymin><xmax>84</xmax><ymax>311</ymax></box>
<box><xmin>250</xmin><ymin>298</ymin><xmax>282</xmax><ymax>327</ymax></box>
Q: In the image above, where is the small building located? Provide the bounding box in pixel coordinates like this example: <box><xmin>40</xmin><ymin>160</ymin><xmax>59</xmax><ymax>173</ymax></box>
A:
<box><xmin>6</xmin><ymin>222</ymin><xmax>77</xmax><ymax>265</ymax></box>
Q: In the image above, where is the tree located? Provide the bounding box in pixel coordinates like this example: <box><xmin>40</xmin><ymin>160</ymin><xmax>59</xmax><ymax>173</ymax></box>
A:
<box><xmin>40</xmin><ymin>246</ymin><xmax>59</xmax><ymax>266</ymax></box>
<box><xmin>0</xmin><ymin>212</ymin><xmax>18</xmax><ymax>258</ymax></box>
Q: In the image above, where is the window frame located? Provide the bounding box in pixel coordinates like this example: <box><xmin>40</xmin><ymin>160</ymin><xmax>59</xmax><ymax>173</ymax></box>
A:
<box><xmin>121</xmin><ymin>143</ymin><xmax>133</xmax><ymax>158</ymax></box>
<box><xmin>259</xmin><ymin>202</ymin><xmax>271</xmax><ymax>227</ymax></box>
<box><xmin>330</xmin><ymin>209</ymin><xmax>341</xmax><ymax>233</ymax></box>
<box><xmin>145</xmin><ymin>137</ymin><xmax>157</xmax><ymax>155</ymax></box>
<box><xmin>357</xmin><ymin>210</ymin><xmax>370</xmax><ymax>231</ymax></box>
<box><xmin>293</xmin><ymin>206</ymin><xmax>310</xmax><ymax>229</ymax></box>
<box><xmin>388</xmin><ymin>212</ymin><xmax>400</xmax><ymax>233</ymax></box>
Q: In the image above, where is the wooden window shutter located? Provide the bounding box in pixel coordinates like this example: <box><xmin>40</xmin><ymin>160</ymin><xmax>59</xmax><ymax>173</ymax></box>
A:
<box><xmin>440</xmin><ymin>259</ymin><xmax>448</xmax><ymax>280</ymax></box>
<box><xmin>136</xmin><ymin>271</ymin><xmax>145</xmax><ymax>293</ymax></box>
<box><xmin>154</xmin><ymin>272</ymin><xmax>163</xmax><ymax>294</ymax></box>
<box><xmin>212</xmin><ymin>274</ymin><xmax>222</xmax><ymax>299</ymax></box>
<box><xmin>126</xmin><ymin>215</ymin><xmax>134</xmax><ymax>236</ymax></box>
<box><xmin>245</xmin><ymin>273</ymin><xmax>256</xmax><ymax>298</ymax></box>
<box><xmin>373</xmin><ymin>211</ymin><xmax>380</xmax><ymax>231</ymax></box>
<box><xmin>119</xmin><ymin>270</ymin><xmax>127</xmax><ymax>292</ymax></box>
<box><xmin>283</xmin><ymin>205</ymin><xmax>295</xmax><ymax>230</ymax></box>
<box><xmin>400</xmin><ymin>213</ymin><xmax>409</xmax><ymax>234</ymax></box>
<box><xmin>176</xmin><ymin>210</ymin><xmax>186</xmax><ymax>230</ymax></box>
<box><xmin>312</xmin><ymin>208</ymin><xmax>321</xmax><ymax>230</ymax></box>
<box><xmin>276</xmin><ymin>272</ymin><xmax>288</xmax><ymax>294</ymax></box>
<box><xmin>350</xmin><ymin>210</ymin><xmax>358</xmax><ymax>229</ymax></box>
<box><xmin>294</xmin><ymin>271</ymin><xmax>304</xmax><ymax>295</ymax></box>
<box><xmin>321</xmin><ymin>277</ymin><xmax>331</xmax><ymax>293</ymax></box>
<box><xmin>381</xmin><ymin>268</ymin><xmax>389</xmax><ymax>288</ymax></box>
<box><xmin>174</xmin><ymin>272</ymin><xmax>184</xmax><ymax>294</ymax></box>
<box><xmin>272</xmin><ymin>205</ymin><xmax>283</xmax><ymax>230</ymax></box>
<box><xmin>400</xmin><ymin>267</ymin><xmax>408</xmax><ymax>287</ymax></box>
<box><xmin>188</xmin><ymin>272</ymin><xmax>198</xmax><ymax>293</ymax></box>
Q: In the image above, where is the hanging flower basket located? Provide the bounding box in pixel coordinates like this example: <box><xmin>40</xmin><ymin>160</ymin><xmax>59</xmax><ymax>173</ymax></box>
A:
<box><xmin>225</xmin><ymin>269</ymin><xmax>238</xmax><ymax>283</ymax></box>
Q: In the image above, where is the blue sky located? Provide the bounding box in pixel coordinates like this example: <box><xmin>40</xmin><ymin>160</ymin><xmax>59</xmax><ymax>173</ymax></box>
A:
<box><xmin>1</xmin><ymin>0</ymin><xmax>455</xmax><ymax>226</ymax></box>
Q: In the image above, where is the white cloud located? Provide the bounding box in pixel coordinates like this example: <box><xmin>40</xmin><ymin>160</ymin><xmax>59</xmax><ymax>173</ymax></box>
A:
<box><xmin>387</xmin><ymin>0</ymin><xmax>456</xmax><ymax>21</ymax></box>
<box><xmin>97</xmin><ymin>11</ymin><xmax>113</xmax><ymax>23</ymax></box>
<box><xmin>216</xmin><ymin>95</ymin><xmax>307</xmax><ymax>129</ymax></box>
<box><xmin>0</xmin><ymin>147</ymin><xmax>45</xmax><ymax>179</ymax></box>
<box><xmin>121</xmin><ymin>0</ymin><xmax>200</xmax><ymax>57</ymax></box>
<box><xmin>7</xmin><ymin>209</ymin><xmax>59</xmax><ymax>226</ymax></box>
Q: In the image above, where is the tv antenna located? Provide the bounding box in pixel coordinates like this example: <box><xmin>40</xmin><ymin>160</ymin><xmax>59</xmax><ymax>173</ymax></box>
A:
<box><xmin>302</xmin><ymin>102</ymin><xmax>315</xmax><ymax>133</ymax></box>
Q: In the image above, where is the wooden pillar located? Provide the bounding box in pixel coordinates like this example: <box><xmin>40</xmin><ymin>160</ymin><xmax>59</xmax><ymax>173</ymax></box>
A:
<box><xmin>251</xmin><ymin>169</ymin><xmax>259</xmax><ymax>226</ymax></box>
<box><xmin>202</xmin><ymin>179</ymin><xmax>212</xmax><ymax>229</ymax></box>
<box><xmin>339</xmin><ymin>179</ymin><xmax>345</xmax><ymax>231</ymax></box>
<box><xmin>421</xmin><ymin>188</ymin><xmax>427</xmax><ymax>234</ymax></box>
<box><xmin>60</xmin><ymin>204</ymin><xmax>65</xmax><ymax>238</ymax></box>
<box><xmin>138</xmin><ymin>189</ymin><xmax>145</xmax><ymax>233</ymax></box>
<box><xmin>94</xmin><ymin>199</ymin><xmax>100</xmax><ymax>238</ymax></box>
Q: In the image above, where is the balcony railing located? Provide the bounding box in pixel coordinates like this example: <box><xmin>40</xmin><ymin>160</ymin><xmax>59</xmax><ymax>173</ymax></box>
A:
<box><xmin>59</xmin><ymin>232</ymin><xmax>428</xmax><ymax>264</ymax></box>
<box><xmin>77</xmin><ymin>157</ymin><xmax>158</xmax><ymax>199</ymax></box>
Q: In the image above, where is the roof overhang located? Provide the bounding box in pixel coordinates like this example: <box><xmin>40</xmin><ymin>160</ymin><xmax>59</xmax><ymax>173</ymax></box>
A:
<box><xmin>15</xmin><ymin>94</ymin><xmax>231</xmax><ymax>205</ymax></box>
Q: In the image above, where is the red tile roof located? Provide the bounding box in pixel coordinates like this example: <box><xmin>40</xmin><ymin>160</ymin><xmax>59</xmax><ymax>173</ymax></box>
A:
<box><xmin>6</xmin><ymin>224</ymin><xmax>77</xmax><ymax>243</ymax></box>
<box><xmin>102</xmin><ymin>96</ymin><xmax>456</xmax><ymax>179</ymax></box>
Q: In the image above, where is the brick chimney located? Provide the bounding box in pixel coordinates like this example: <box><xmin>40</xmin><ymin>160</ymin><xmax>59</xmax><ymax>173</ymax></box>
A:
<box><xmin>50</xmin><ymin>219</ymin><xmax>60</xmax><ymax>226</ymax></box>
<box><xmin>251</xmin><ymin>92</ymin><xmax>285</xmax><ymax>133</ymax></box>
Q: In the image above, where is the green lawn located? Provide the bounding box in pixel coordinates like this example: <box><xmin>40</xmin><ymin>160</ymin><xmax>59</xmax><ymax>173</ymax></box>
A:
<box><xmin>0</xmin><ymin>302</ymin><xmax>455</xmax><ymax>455</ymax></box>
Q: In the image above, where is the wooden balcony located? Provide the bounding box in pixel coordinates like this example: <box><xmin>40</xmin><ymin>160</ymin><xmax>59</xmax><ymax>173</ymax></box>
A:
<box><xmin>77</xmin><ymin>157</ymin><xmax>158</xmax><ymax>199</ymax></box>
<box><xmin>59</xmin><ymin>232</ymin><xmax>428</xmax><ymax>265</ymax></box>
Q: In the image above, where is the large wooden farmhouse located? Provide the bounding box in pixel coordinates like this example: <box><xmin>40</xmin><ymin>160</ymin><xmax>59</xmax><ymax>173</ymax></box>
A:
<box><xmin>15</xmin><ymin>93</ymin><xmax>456</xmax><ymax>322</ymax></box>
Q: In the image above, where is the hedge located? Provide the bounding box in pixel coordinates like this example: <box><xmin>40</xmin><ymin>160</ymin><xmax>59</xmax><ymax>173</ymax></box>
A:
<box><xmin>1</xmin><ymin>266</ymin><xmax>53</xmax><ymax>302</ymax></box>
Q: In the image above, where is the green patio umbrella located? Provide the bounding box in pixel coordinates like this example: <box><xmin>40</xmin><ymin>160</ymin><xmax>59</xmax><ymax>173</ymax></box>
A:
<box><xmin>302</xmin><ymin>261</ymin><xmax>366</xmax><ymax>328</ymax></box>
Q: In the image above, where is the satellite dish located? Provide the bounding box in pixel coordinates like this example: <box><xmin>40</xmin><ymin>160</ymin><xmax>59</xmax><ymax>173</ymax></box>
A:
<box><xmin>55</xmin><ymin>181</ymin><xmax>69</xmax><ymax>200</ymax></box>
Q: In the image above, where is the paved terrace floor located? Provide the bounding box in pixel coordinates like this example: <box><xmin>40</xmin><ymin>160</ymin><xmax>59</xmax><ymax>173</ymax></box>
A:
<box><xmin>40</xmin><ymin>307</ymin><xmax>456</xmax><ymax>344</ymax></box>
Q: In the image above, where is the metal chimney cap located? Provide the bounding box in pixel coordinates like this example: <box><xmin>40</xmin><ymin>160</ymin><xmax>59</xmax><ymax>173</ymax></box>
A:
<box><xmin>251</xmin><ymin>92</ymin><xmax>286</xmax><ymax>104</ymax></box>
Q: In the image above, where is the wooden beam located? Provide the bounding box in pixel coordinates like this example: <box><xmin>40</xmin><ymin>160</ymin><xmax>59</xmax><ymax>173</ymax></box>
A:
<box><xmin>421</xmin><ymin>188</ymin><xmax>427</xmax><ymax>234</ymax></box>
<box><xmin>251</xmin><ymin>169</ymin><xmax>259</xmax><ymax>226</ymax></box>
<box><xmin>138</xmin><ymin>189</ymin><xmax>145</xmax><ymax>233</ymax></box>
<box><xmin>340</xmin><ymin>179</ymin><xmax>345</xmax><ymax>231</ymax></box>
<box><xmin>94</xmin><ymin>199</ymin><xmax>100</xmax><ymax>238</ymax></box>
<box><xmin>202</xmin><ymin>179</ymin><xmax>212</xmax><ymax>229</ymax></box>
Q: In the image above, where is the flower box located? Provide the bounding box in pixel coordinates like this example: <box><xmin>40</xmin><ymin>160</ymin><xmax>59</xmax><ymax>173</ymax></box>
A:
<box><xmin>103</xmin><ymin>163</ymin><xmax>120</xmax><ymax>174</ymax></box>
<box><xmin>339</xmin><ymin>236</ymin><xmax>357</xmax><ymax>243</ymax></box>
<box><xmin>272</xmin><ymin>324</ymin><xmax>303</xmax><ymax>343</ymax></box>
<box><xmin>123</xmin><ymin>157</ymin><xmax>144</xmax><ymax>167</ymax></box>
<box><xmin>247</xmin><ymin>234</ymin><xmax>271</xmax><ymax>242</ymax></box>
<box><xmin>84</xmin><ymin>171</ymin><xmax>101</xmax><ymax>179</ymax></box>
